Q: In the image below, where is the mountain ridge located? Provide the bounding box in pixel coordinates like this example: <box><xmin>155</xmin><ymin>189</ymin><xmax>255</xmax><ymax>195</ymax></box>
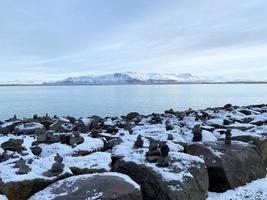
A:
<box><xmin>45</xmin><ymin>72</ymin><xmax>218</xmax><ymax>85</ymax></box>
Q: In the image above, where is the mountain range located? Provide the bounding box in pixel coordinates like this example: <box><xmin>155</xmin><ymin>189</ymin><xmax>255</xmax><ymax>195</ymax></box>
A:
<box><xmin>44</xmin><ymin>72</ymin><xmax>227</xmax><ymax>85</ymax></box>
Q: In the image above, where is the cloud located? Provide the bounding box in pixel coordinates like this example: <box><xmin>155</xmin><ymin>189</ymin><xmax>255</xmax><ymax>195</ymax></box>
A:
<box><xmin>0</xmin><ymin>0</ymin><xmax>267</xmax><ymax>83</ymax></box>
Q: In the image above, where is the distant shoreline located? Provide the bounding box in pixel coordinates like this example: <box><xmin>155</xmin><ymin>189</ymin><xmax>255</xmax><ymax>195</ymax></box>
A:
<box><xmin>1</xmin><ymin>82</ymin><xmax>267</xmax><ymax>86</ymax></box>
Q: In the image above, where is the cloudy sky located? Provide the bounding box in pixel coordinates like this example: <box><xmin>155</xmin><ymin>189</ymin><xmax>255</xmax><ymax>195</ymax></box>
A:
<box><xmin>0</xmin><ymin>0</ymin><xmax>267</xmax><ymax>83</ymax></box>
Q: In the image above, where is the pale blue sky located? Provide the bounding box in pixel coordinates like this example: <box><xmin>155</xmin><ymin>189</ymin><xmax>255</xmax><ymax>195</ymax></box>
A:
<box><xmin>0</xmin><ymin>0</ymin><xmax>267</xmax><ymax>83</ymax></box>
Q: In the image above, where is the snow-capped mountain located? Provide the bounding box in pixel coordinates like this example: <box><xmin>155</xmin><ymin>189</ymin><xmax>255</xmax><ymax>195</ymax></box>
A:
<box><xmin>46</xmin><ymin>72</ymin><xmax>221</xmax><ymax>85</ymax></box>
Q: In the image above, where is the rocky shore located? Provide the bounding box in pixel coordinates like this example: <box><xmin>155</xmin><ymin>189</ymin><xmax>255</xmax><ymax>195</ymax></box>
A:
<box><xmin>0</xmin><ymin>104</ymin><xmax>267</xmax><ymax>200</ymax></box>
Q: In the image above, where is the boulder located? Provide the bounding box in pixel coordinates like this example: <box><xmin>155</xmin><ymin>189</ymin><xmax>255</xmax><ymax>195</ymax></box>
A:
<box><xmin>106</xmin><ymin>138</ymin><xmax>122</xmax><ymax>150</ymax></box>
<box><xmin>224</xmin><ymin>104</ymin><xmax>232</xmax><ymax>109</ymax></box>
<box><xmin>69</xmin><ymin>135</ymin><xmax>84</xmax><ymax>146</ymax></box>
<box><xmin>13</xmin><ymin>122</ymin><xmax>45</xmax><ymax>135</ymax></box>
<box><xmin>231</xmin><ymin>135</ymin><xmax>267</xmax><ymax>165</ymax></box>
<box><xmin>29</xmin><ymin>172</ymin><xmax>142</xmax><ymax>200</ymax></box>
<box><xmin>49</xmin><ymin>119</ymin><xmax>75</xmax><ymax>132</ymax></box>
<box><xmin>113</xmin><ymin>141</ymin><xmax>208</xmax><ymax>200</ymax></box>
<box><xmin>1</xmin><ymin>139</ymin><xmax>24</xmax><ymax>153</ymax></box>
<box><xmin>239</xmin><ymin>109</ymin><xmax>252</xmax><ymax>115</ymax></box>
<box><xmin>76</xmin><ymin>118</ymin><xmax>92</xmax><ymax>133</ymax></box>
<box><xmin>0</xmin><ymin>173</ymin><xmax>71</xmax><ymax>200</ymax></box>
<box><xmin>186</xmin><ymin>141</ymin><xmax>267</xmax><ymax>192</ymax></box>
<box><xmin>90</xmin><ymin>116</ymin><xmax>104</xmax><ymax>130</ymax></box>
<box><xmin>0</xmin><ymin>121</ymin><xmax>21</xmax><ymax>135</ymax></box>
<box><xmin>126</xmin><ymin>112</ymin><xmax>139</xmax><ymax>121</ymax></box>
<box><xmin>113</xmin><ymin>152</ymin><xmax>208</xmax><ymax>200</ymax></box>
<box><xmin>37</xmin><ymin>133</ymin><xmax>48</xmax><ymax>143</ymax></box>
<box><xmin>30</xmin><ymin>146</ymin><xmax>42</xmax><ymax>156</ymax></box>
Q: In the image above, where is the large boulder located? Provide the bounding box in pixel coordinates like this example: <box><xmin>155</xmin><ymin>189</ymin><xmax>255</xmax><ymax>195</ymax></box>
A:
<box><xmin>186</xmin><ymin>141</ymin><xmax>267</xmax><ymax>192</ymax></box>
<box><xmin>0</xmin><ymin>174</ymin><xmax>71</xmax><ymax>200</ymax></box>
<box><xmin>231</xmin><ymin>135</ymin><xmax>267</xmax><ymax>166</ymax></box>
<box><xmin>112</xmin><ymin>135</ymin><xmax>209</xmax><ymax>200</ymax></box>
<box><xmin>29</xmin><ymin>172</ymin><xmax>142</xmax><ymax>200</ymax></box>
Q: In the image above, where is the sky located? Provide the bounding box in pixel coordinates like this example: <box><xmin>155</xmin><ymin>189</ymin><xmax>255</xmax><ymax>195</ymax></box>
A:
<box><xmin>0</xmin><ymin>0</ymin><xmax>267</xmax><ymax>83</ymax></box>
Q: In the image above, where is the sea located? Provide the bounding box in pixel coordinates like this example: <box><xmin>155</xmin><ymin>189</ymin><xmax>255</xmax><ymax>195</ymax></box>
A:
<box><xmin>0</xmin><ymin>84</ymin><xmax>266</xmax><ymax>119</ymax></box>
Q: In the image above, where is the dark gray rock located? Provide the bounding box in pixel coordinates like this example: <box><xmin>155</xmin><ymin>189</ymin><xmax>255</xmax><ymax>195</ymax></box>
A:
<box><xmin>113</xmin><ymin>152</ymin><xmax>208</xmax><ymax>200</ymax></box>
<box><xmin>224</xmin><ymin>104</ymin><xmax>232</xmax><ymax>109</ymax></box>
<box><xmin>106</xmin><ymin>138</ymin><xmax>122</xmax><ymax>149</ymax></box>
<box><xmin>186</xmin><ymin>141</ymin><xmax>267</xmax><ymax>192</ymax></box>
<box><xmin>29</xmin><ymin>173</ymin><xmax>142</xmax><ymax>200</ymax></box>
<box><xmin>1</xmin><ymin>139</ymin><xmax>23</xmax><ymax>153</ymax></box>
<box><xmin>192</xmin><ymin>124</ymin><xmax>202</xmax><ymax>142</ymax></box>
<box><xmin>17</xmin><ymin>163</ymin><xmax>31</xmax><ymax>175</ymax></box>
<box><xmin>37</xmin><ymin>133</ymin><xmax>48</xmax><ymax>143</ymax></box>
<box><xmin>223</xmin><ymin>118</ymin><xmax>233</xmax><ymax>125</ymax></box>
<box><xmin>0</xmin><ymin>173</ymin><xmax>71</xmax><ymax>200</ymax></box>
<box><xmin>76</xmin><ymin>119</ymin><xmax>92</xmax><ymax>133</ymax></box>
<box><xmin>50</xmin><ymin>162</ymin><xmax>64</xmax><ymax>173</ymax></box>
<box><xmin>231</xmin><ymin>135</ymin><xmax>267</xmax><ymax>166</ymax></box>
<box><xmin>69</xmin><ymin>135</ymin><xmax>84</xmax><ymax>146</ymax></box>
<box><xmin>0</xmin><ymin>121</ymin><xmax>21</xmax><ymax>135</ymax></box>
<box><xmin>167</xmin><ymin>134</ymin><xmax>174</xmax><ymax>140</ymax></box>
<box><xmin>239</xmin><ymin>109</ymin><xmax>252</xmax><ymax>115</ymax></box>
<box><xmin>13</xmin><ymin>122</ymin><xmax>45</xmax><ymax>135</ymax></box>
<box><xmin>54</xmin><ymin>153</ymin><xmax>63</xmax><ymax>163</ymax></box>
<box><xmin>49</xmin><ymin>119</ymin><xmax>74</xmax><ymax>132</ymax></box>
<box><xmin>165</xmin><ymin>120</ymin><xmax>174</xmax><ymax>131</ymax></box>
<box><xmin>126</xmin><ymin>112</ymin><xmax>139</xmax><ymax>121</ymax></box>
<box><xmin>30</xmin><ymin>146</ymin><xmax>42</xmax><ymax>156</ymax></box>
<box><xmin>90</xmin><ymin>116</ymin><xmax>104</xmax><ymax>130</ymax></box>
<box><xmin>134</xmin><ymin>135</ymin><xmax>143</xmax><ymax>149</ymax></box>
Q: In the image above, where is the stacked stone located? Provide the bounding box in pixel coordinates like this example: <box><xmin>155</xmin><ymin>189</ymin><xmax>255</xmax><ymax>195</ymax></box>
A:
<box><xmin>146</xmin><ymin>139</ymin><xmax>170</xmax><ymax>167</ymax></box>
<box><xmin>225</xmin><ymin>129</ymin><xmax>232</xmax><ymax>145</ymax></box>
<box><xmin>192</xmin><ymin>124</ymin><xmax>202</xmax><ymax>142</ymax></box>
<box><xmin>134</xmin><ymin>135</ymin><xmax>144</xmax><ymax>148</ymax></box>
<box><xmin>14</xmin><ymin>158</ymin><xmax>31</xmax><ymax>175</ymax></box>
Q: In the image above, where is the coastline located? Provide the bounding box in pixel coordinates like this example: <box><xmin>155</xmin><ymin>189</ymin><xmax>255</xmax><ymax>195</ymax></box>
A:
<box><xmin>1</xmin><ymin>82</ymin><xmax>267</xmax><ymax>87</ymax></box>
<box><xmin>0</xmin><ymin>103</ymin><xmax>267</xmax><ymax>199</ymax></box>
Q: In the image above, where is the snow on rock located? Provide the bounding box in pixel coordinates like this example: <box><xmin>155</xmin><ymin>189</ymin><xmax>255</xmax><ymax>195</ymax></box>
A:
<box><xmin>112</xmin><ymin>133</ymin><xmax>209</xmax><ymax>200</ymax></box>
<box><xmin>14</xmin><ymin>122</ymin><xmax>44</xmax><ymax>131</ymax></box>
<box><xmin>29</xmin><ymin>172</ymin><xmax>142</xmax><ymax>200</ymax></box>
<box><xmin>0</xmin><ymin>155</ymin><xmax>72</xmax><ymax>183</ymax></box>
<box><xmin>64</xmin><ymin>152</ymin><xmax>111</xmax><ymax>173</ymax></box>
<box><xmin>202</xmin><ymin>130</ymin><xmax>217</xmax><ymax>142</ymax></box>
<box><xmin>39</xmin><ymin>134</ymin><xmax>104</xmax><ymax>157</ymax></box>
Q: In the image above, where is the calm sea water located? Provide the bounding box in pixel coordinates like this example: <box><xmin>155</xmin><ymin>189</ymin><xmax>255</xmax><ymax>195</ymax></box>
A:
<box><xmin>0</xmin><ymin>84</ymin><xmax>266</xmax><ymax>119</ymax></box>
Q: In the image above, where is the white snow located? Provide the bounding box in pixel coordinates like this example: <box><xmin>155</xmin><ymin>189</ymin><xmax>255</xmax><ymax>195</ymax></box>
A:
<box><xmin>208</xmin><ymin>175</ymin><xmax>267</xmax><ymax>200</ymax></box>
<box><xmin>0</xmin><ymin>195</ymin><xmax>7</xmax><ymax>200</ymax></box>
<box><xmin>15</xmin><ymin>122</ymin><xmax>44</xmax><ymax>131</ymax></box>
<box><xmin>64</xmin><ymin>152</ymin><xmax>111</xmax><ymax>172</ymax></box>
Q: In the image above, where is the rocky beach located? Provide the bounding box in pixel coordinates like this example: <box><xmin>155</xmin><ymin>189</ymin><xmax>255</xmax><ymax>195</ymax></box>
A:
<box><xmin>0</xmin><ymin>104</ymin><xmax>267</xmax><ymax>200</ymax></box>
